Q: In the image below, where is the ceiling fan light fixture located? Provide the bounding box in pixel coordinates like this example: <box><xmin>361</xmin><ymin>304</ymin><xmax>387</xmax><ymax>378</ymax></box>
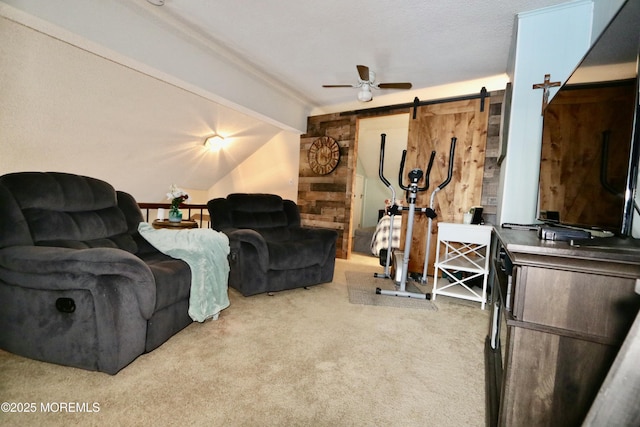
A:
<box><xmin>357</xmin><ymin>87</ymin><xmax>372</xmax><ymax>102</ymax></box>
<box><xmin>324</xmin><ymin>65</ymin><xmax>411</xmax><ymax>102</ymax></box>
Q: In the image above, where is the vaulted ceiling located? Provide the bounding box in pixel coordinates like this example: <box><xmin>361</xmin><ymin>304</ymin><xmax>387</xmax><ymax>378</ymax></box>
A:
<box><xmin>141</xmin><ymin>0</ymin><xmax>573</xmax><ymax>189</ymax></box>
<box><xmin>146</xmin><ymin>0</ymin><xmax>572</xmax><ymax>112</ymax></box>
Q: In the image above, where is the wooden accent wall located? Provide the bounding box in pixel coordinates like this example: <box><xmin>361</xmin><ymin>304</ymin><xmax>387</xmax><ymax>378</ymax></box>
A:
<box><xmin>299</xmin><ymin>90</ymin><xmax>504</xmax><ymax>260</ymax></box>
<box><xmin>299</xmin><ymin>114</ymin><xmax>357</xmax><ymax>259</ymax></box>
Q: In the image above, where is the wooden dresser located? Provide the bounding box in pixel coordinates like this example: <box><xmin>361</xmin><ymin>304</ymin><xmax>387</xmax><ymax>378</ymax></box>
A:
<box><xmin>488</xmin><ymin>228</ymin><xmax>640</xmax><ymax>427</ymax></box>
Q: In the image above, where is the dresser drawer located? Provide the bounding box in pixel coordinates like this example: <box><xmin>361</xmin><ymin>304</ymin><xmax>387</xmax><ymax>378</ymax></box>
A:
<box><xmin>513</xmin><ymin>265</ymin><xmax>638</xmax><ymax>342</ymax></box>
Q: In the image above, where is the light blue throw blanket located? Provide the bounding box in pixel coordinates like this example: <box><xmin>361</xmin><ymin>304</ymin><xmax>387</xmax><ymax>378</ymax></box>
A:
<box><xmin>138</xmin><ymin>222</ymin><xmax>230</xmax><ymax>322</ymax></box>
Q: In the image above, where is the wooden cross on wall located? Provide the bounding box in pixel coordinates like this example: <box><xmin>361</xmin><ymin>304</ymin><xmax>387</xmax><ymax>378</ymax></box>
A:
<box><xmin>532</xmin><ymin>74</ymin><xmax>561</xmax><ymax>115</ymax></box>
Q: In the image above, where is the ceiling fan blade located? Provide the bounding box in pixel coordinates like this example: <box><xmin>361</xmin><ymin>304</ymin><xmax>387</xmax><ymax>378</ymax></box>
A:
<box><xmin>356</xmin><ymin>65</ymin><xmax>370</xmax><ymax>81</ymax></box>
<box><xmin>378</xmin><ymin>82</ymin><xmax>413</xmax><ymax>89</ymax></box>
<box><xmin>322</xmin><ymin>84</ymin><xmax>356</xmax><ymax>88</ymax></box>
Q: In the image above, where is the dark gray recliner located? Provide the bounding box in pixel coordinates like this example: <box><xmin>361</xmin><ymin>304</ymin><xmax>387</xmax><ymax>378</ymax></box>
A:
<box><xmin>0</xmin><ymin>172</ymin><xmax>194</xmax><ymax>374</ymax></box>
<box><xmin>207</xmin><ymin>193</ymin><xmax>337</xmax><ymax>296</ymax></box>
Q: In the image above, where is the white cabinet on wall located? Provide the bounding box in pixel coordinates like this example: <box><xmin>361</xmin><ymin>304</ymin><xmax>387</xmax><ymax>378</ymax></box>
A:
<box><xmin>498</xmin><ymin>1</ymin><xmax>592</xmax><ymax>225</ymax></box>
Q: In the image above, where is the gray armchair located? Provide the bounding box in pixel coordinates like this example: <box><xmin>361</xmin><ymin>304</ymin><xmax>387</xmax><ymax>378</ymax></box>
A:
<box><xmin>207</xmin><ymin>193</ymin><xmax>337</xmax><ymax>296</ymax></box>
<box><xmin>0</xmin><ymin>172</ymin><xmax>194</xmax><ymax>374</ymax></box>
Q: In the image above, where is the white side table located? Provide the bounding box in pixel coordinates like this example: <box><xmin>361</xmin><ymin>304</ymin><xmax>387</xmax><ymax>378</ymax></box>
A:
<box><xmin>432</xmin><ymin>222</ymin><xmax>493</xmax><ymax>309</ymax></box>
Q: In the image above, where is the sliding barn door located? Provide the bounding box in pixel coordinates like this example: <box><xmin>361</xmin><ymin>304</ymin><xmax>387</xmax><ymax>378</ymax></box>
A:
<box><xmin>402</xmin><ymin>98</ymin><xmax>489</xmax><ymax>275</ymax></box>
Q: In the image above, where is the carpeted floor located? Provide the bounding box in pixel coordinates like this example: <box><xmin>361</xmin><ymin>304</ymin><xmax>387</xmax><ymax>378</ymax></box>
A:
<box><xmin>345</xmin><ymin>271</ymin><xmax>438</xmax><ymax>311</ymax></box>
<box><xmin>0</xmin><ymin>254</ymin><xmax>489</xmax><ymax>426</ymax></box>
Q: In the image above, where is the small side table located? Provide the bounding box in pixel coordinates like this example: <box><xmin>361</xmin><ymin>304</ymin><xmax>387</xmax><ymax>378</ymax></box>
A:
<box><xmin>432</xmin><ymin>222</ymin><xmax>493</xmax><ymax>309</ymax></box>
<box><xmin>152</xmin><ymin>219</ymin><xmax>198</xmax><ymax>230</ymax></box>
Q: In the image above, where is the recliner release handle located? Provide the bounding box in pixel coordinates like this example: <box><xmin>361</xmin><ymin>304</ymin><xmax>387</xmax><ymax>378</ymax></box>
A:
<box><xmin>56</xmin><ymin>297</ymin><xmax>76</xmax><ymax>313</ymax></box>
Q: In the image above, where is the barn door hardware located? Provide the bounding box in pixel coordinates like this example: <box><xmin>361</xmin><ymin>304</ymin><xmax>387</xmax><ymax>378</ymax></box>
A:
<box><xmin>412</xmin><ymin>97</ymin><xmax>420</xmax><ymax>119</ymax></box>
<box><xmin>344</xmin><ymin>87</ymin><xmax>490</xmax><ymax>117</ymax></box>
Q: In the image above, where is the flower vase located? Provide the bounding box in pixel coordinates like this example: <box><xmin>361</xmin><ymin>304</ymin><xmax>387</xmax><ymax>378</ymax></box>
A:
<box><xmin>168</xmin><ymin>210</ymin><xmax>182</xmax><ymax>223</ymax></box>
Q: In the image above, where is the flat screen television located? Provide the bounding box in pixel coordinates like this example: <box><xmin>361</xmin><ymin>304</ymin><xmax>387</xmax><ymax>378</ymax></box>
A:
<box><xmin>538</xmin><ymin>0</ymin><xmax>640</xmax><ymax>244</ymax></box>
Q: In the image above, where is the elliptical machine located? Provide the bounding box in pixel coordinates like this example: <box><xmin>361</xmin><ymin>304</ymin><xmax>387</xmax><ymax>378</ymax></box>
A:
<box><xmin>375</xmin><ymin>134</ymin><xmax>436</xmax><ymax>299</ymax></box>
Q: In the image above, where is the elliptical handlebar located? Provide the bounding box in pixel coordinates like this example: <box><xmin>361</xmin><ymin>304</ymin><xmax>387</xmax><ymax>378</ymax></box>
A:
<box><xmin>398</xmin><ymin>150</ymin><xmax>408</xmax><ymax>190</ymax></box>
<box><xmin>398</xmin><ymin>149</ymin><xmax>436</xmax><ymax>192</ymax></box>
<box><xmin>378</xmin><ymin>134</ymin><xmax>392</xmax><ymax>188</ymax></box>
<box><xmin>379</xmin><ymin>133</ymin><xmax>397</xmax><ymax>205</ymax></box>
<box><xmin>423</xmin><ymin>150</ymin><xmax>436</xmax><ymax>191</ymax></box>
<box><xmin>421</xmin><ymin>136</ymin><xmax>458</xmax><ymax>285</ymax></box>
<box><xmin>438</xmin><ymin>137</ymin><xmax>457</xmax><ymax>190</ymax></box>
<box><xmin>375</xmin><ymin>133</ymin><xmax>399</xmax><ymax>280</ymax></box>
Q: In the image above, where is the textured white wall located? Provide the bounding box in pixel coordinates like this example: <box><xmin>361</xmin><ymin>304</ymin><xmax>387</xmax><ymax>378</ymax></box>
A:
<box><xmin>498</xmin><ymin>1</ymin><xmax>593</xmax><ymax>224</ymax></box>
<box><xmin>0</xmin><ymin>10</ymin><xmax>300</xmax><ymax>204</ymax></box>
<box><xmin>208</xmin><ymin>131</ymin><xmax>300</xmax><ymax>202</ymax></box>
<box><xmin>0</xmin><ymin>0</ymin><xmax>309</xmax><ymax>132</ymax></box>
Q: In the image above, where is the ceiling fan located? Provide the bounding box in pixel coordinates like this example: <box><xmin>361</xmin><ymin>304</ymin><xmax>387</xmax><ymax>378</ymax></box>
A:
<box><xmin>323</xmin><ymin>65</ymin><xmax>412</xmax><ymax>102</ymax></box>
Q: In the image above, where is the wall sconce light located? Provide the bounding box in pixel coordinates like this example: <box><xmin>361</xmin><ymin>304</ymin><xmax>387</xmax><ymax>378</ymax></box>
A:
<box><xmin>204</xmin><ymin>135</ymin><xmax>226</xmax><ymax>152</ymax></box>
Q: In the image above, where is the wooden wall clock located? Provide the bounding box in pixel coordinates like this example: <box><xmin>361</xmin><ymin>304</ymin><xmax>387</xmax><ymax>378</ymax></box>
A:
<box><xmin>308</xmin><ymin>136</ymin><xmax>340</xmax><ymax>175</ymax></box>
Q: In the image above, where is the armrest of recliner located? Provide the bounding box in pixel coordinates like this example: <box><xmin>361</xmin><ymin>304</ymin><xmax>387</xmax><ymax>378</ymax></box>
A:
<box><xmin>0</xmin><ymin>245</ymin><xmax>156</xmax><ymax>319</ymax></box>
<box><xmin>290</xmin><ymin>227</ymin><xmax>338</xmax><ymax>242</ymax></box>
<box><xmin>223</xmin><ymin>228</ymin><xmax>269</xmax><ymax>271</ymax></box>
<box><xmin>290</xmin><ymin>227</ymin><xmax>338</xmax><ymax>263</ymax></box>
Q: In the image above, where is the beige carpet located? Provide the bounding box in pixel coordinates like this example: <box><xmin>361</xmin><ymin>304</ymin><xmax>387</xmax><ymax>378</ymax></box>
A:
<box><xmin>0</xmin><ymin>254</ymin><xmax>489</xmax><ymax>426</ymax></box>
<box><xmin>345</xmin><ymin>271</ymin><xmax>437</xmax><ymax>311</ymax></box>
